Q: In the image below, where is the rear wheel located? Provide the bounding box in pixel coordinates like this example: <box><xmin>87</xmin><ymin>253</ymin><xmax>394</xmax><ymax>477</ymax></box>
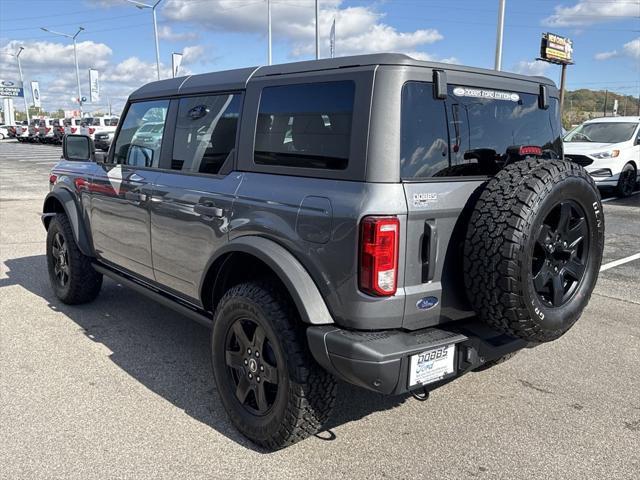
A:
<box><xmin>616</xmin><ymin>162</ymin><xmax>637</xmax><ymax>197</ymax></box>
<box><xmin>464</xmin><ymin>160</ymin><xmax>604</xmax><ymax>343</ymax></box>
<box><xmin>211</xmin><ymin>281</ymin><xmax>336</xmax><ymax>450</ymax></box>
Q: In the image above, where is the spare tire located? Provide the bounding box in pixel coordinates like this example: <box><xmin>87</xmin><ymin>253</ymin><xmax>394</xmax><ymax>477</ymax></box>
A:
<box><xmin>464</xmin><ymin>159</ymin><xmax>604</xmax><ymax>343</ymax></box>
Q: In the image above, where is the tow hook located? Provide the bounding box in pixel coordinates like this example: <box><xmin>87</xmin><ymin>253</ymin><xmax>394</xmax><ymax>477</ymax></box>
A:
<box><xmin>411</xmin><ymin>387</ymin><xmax>430</xmax><ymax>402</ymax></box>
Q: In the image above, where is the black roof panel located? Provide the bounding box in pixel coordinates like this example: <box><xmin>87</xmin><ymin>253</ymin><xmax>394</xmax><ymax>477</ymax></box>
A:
<box><xmin>128</xmin><ymin>53</ymin><xmax>555</xmax><ymax>100</ymax></box>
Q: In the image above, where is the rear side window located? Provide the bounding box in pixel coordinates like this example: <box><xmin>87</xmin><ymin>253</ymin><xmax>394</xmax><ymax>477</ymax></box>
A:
<box><xmin>254</xmin><ymin>81</ymin><xmax>354</xmax><ymax>170</ymax></box>
<box><xmin>401</xmin><ymin>82</ymin><xmax>563</xmax><ymax>179</ymax></box>
<box><xmin>172</xmin><ymin>93</ymin><xmax>241</xmax><ymax>174</ymax></box>
<box><xmin>112</xmin><ymin>100</ymin><xmax>169</xmax><ymax>167</ymax></box>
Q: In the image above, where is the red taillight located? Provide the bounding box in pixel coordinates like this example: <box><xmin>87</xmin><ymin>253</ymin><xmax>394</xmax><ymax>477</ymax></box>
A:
<box><xmin>89</xmin><ymin>127</ymin><xmax>95</xmax><ymax>135</ymax></box>
<box><xmin>519</xmin><ymin>145</ymin><xmax>542</xmax><ymax>156</ymax></box>
<box><xmin>359</xmin><ymin>216</ymin><xmax>400</xmax><ymax>296</ymax></box>
<box><xmin>45</xmin><ymin>127</ymin><xmax>51</xmax><ymax>133</ymax></box>
<box><xmin>49</xmin><ymin>174</ymin><xmax>57</xmax><ymax>184</ymax></box>
<box><xmin>71</xmin><ymin>127</ymin><xmax>77</xmax><ymax>133</ymax></box>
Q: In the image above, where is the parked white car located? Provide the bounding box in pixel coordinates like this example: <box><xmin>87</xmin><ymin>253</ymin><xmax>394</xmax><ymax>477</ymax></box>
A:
<box><xmin>80</xmin><ymin>116</ymin><xmax>119</xmax><ymax>140</ymax></box>
<box><xmin>564</xmin><ymin>116</ymin><xmax>640</xmax><ymax>197</ymax></box>
<box><xmin>63</xmin><ymin>118</ymin><xmax>82</xmax><ymax>136</ymax></box>
<box><xmin>38</xmin><ymin>118</ymin><xmax>57</xmax><ymax>144</ymax></box>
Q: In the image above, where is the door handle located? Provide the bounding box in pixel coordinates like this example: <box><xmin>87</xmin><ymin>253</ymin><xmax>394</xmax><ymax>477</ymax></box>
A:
<box><xmin>124</xmin><ymin>191</ymin><xmax>147</xmax><ymax>203</ymax></box>
<box><xmin>194</xmin><ymin>203</ymin><xmax>223</xmax><ymax>218</ymax></box>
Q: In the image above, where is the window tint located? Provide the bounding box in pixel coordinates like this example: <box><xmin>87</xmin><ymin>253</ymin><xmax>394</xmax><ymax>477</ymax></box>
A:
<box><xmin>400</xmin><ymin>82</ymin><xmax>449</xmax><ymax>178</ymax></box>
<box><xmin>172</xmin><ymin>94</ymin><xmax>241</xmax><ymax>174</ymax></box>
<box><xmin>401</xmin><ymin>82</ymin><xmax>563</xmax><ymax>179</ymax></box>
<box><xmin>107</xmin><ymin>118</ymin><xmax>119</xmax><ymax>127</ymax></box>
<box><xmin>254</xmin><ymin>81</ymin><xmax>354</xmax><ymax>170</ymax></box>
<box><xmin>112</xmin><ymin>100</ymin><xmax>169</xmax><ymax>168</ymax></box>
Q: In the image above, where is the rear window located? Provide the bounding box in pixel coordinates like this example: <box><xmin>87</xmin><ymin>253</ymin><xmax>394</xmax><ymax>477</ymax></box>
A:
<box><xmin>254</xmin><ymin>81</ymin><xmax>354</xmax><ymax>170</ymax></box>
<box><xmin>401</xmin><ymin>82</ymin><xmax>562</xmax><ymax>179</ymax></box>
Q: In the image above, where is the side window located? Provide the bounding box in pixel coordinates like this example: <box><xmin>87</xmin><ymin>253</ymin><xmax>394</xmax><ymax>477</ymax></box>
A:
<box><xmin>400</xmin><ymin>82</ymin><xmax>449</xmax><ymax>179</ymax></box>
<box><xmin>172</xmin><ymin>94</ymin><xmax>241</xmax><ymax>174</ymax></box>
<box><xmin>112</xmin><ymin>100</ymin><xmax>169</xmax><ymax>168</ymax></box>
<box><xmin>254</xmin><ymin>81</ymin><xmax>354</xmax><ymax>170</ymax></box>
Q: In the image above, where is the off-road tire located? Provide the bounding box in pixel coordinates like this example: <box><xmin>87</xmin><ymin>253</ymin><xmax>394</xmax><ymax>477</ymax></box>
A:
<box><xmin>464</xmin><ymin>159</ymin><xmax>604</xmax><ymax>343</ymax></box>
<box><xmin>211</xmin><ymin>281</ymin><xmax>337</xmax><ymax>450</ymax></box>
<box><xmin>616</xmin><ymin>162</ymin><xmax>637</xmax><ymax>198</ymax></box>
<box><xmin>46</xmin><ymin>213</ymin><xmax>102</xmax><ymax>304</ymax></box>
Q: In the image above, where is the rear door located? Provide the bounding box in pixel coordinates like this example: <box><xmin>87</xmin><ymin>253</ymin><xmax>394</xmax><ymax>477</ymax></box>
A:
<box><xmin>399</xmin><ymin>79</ymin><xmax>563</xmax><ymax>330</ymax></box>
<box><xmin>149</xmin><ymin>93</ymin><xmax>243</xmax><ymax>301</ymax></box>
<box><xmin>89</xmin><ymin>99</ymin><xmax>170</xmax><ymax>280</ymax></box>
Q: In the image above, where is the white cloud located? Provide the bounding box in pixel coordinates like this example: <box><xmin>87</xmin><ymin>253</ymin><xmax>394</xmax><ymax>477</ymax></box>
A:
<box><xmin>594</xmin><ymin>37</ymin><xmax>640</xmax><ymax>61</ymax></box>
<box><xmin>623</xmin><ymin>37</ymin><xmax>640</xmax><ymax>59</ymax></box>
<box><xmin>594</xmin><ymin>50</ymin><xmax>619</xmax><ymax>60</ymax></box>
<box><xmin>181</xmin><ymin>45</ymin><xmax>206</xmax><ymax>65</ymax></box>
<box><xmin>511</xmin><ymin>60</ymin><xmax>552</xmax><ymax>77</ymax></box>
<box><xmin>157</xmin><ymin>25</ymin><xmax>199</xmax><ymax>42</ymax></box>
<box><xmin>162</xmin><ymin>0</ymin><xmax>446</xmax><ymax>60</ymax></box>
<box><xmin>543</xmin><ymin>0</ymin><xmax>640</xmax><ymax>27</ymax></box>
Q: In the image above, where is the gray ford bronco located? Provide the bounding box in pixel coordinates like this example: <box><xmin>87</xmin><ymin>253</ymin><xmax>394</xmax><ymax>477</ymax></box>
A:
<box><xmin>43</xmin><ymin>54</ymin><xmax>604</xmax><ymax>449</ymax></box>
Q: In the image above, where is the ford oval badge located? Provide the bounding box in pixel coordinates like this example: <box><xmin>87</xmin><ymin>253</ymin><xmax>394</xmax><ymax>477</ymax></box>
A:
<box><xmin>416</xmin><ymin>296</ymin><xmax>439</xmax><ymax>310</ymax></box>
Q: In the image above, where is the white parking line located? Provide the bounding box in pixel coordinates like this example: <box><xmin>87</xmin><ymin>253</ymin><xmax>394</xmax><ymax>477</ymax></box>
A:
<box><xmin>600</xmin><ymin>253</ymin><xmax>640</xmax><ymax>272</ymax></box>
<box><xmin>601</xmin><ymin>191</ymin><xmax>640</xmax><ymax>203</ymax></box>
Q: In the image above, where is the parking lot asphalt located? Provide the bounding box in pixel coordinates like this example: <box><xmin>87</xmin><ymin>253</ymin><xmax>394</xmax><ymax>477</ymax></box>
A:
<box><xmin>1</xmin><ymin>139</ymin><xmax>639</xmax><ymax>480</ymax></box>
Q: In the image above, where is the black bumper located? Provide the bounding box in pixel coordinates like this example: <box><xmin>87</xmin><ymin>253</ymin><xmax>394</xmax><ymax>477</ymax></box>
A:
<box><xmin>307</xmin><ymin>321</ymin><xmax>529</xmax><ymax>395</ymax></box>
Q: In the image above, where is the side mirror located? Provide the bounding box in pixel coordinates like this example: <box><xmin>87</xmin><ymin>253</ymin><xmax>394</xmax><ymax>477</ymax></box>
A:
<box><xmin>635</xmin><ymin>136</ymin><xmax>640</xmax><ymax>146</ymax></box>
<box><xmin>63</xmin><ymin>134</ymin><xmax>94</xmax><ymax>162</ymax></box>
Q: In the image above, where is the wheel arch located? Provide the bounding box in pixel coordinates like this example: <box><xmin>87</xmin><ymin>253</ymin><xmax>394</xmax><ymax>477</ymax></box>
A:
<box><xmin>200</xmin><ymin>236</ymin><xmax>334</xmax><ymax>325</ymax></box>
<box><xmin>42</xmin><ymin>189</ymin><xmax>94</xmax><ymax>257</ymax></box>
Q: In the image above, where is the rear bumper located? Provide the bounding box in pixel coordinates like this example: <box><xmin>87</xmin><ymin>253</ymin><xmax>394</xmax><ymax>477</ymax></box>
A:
<box><xmin>307</xmin><ymin>321</ymin><xmax>529</xmax><ymax>395</ymax></box>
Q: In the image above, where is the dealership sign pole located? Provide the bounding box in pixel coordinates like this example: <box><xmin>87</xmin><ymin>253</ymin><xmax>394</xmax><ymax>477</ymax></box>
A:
<box><xmin>537</xmin><ymin>32</ymin><xmax>574</xmax><ymax>113</ymax></box>
<box><xmin>16</xmin><ymin>47</ymin><xmax>30</xmax><ymax>123</ymax></box>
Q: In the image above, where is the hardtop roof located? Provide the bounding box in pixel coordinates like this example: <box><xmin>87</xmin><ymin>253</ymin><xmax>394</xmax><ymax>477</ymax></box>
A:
<box><xmin>129</xmin><ymin>53</ymin><xmax>557</xmax><ymax>101</ymax></box>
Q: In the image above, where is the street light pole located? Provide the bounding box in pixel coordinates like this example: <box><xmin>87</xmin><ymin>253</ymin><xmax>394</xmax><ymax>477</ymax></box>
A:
<box><xmin>494</xmin><ymin>0</ymin><xmax>506</xmax><ymax>70</ymax></box>
<box><xmin>267</xmin><ymin>0</ymin><xmax>272</xmax><ymax>65</ymax></box>
<box><xmin>8</xmin><ymin>47</ymin><xmax>30</xmax><ymax>123</ymax></box>
<box><xmin>40</xmin><ymin>26</ymin><xmax>84</xmax><ymax>117</ymax></box>
<box><xmin>126</xmin><ymin>0</ymin><xmax>163</xmax><ymax>81</ymax></box>
<box><xmin>315</xmin><ymin>0</ymin><xmax>320</xmax><ymax>60</ymax></box>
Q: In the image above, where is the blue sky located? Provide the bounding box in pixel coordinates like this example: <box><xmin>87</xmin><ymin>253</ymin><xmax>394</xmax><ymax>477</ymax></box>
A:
<box><xmin>1</xmin><ymin>0</ymin><xmax>638</xmax><ymax>114</ymax></box>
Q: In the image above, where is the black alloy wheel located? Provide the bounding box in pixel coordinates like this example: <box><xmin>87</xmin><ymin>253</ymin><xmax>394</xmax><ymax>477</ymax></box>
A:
<box><xmin>617</xmin><ymin>165</ymin><xmax>636</xmax><ymax>197</ymax></box>
<box><xmin>224</xmin><ymin>318</ymin><xmax>279</xmax><ymax>416</ymax></box>
<box><xmin>51</xmin><ymin>232</ymin><xmax>70</xmax><ymax>287</ymax></box>
<box><xmin>531</xmin><ymin>200</ymin><xmax>589</xmax><ymax>308</ymax></box>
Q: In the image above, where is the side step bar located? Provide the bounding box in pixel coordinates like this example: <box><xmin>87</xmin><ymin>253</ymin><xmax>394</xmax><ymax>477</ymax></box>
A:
<box><xmin>92</xmin><ymin>263</ymin><xmax>213</xmax><ymax>329</ymax></box>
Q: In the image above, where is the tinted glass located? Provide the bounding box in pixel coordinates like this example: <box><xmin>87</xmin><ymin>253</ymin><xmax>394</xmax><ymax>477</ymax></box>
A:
<box><xmin>564</xmin><ymin>122</ymin><xmax>637</xmax><ymax>143</ymax></box>
<box><xmin>401</xmin><ymin>82</ymin><xmax>563</xmax><ymax>179</ymax></box>
<box><xmin>172</xmin><ymin>94</ymin><xmax>241</xmax><ymax>174</ymax></box>
<box><xmin>400</xmin><ymin>82</ymin><xmax>449</xmax><ymax>178</ymax></box>
<box><xmin>112</xmin><ymin>100</ymin><xmax>169</xmax><ymax>168</ymax></box>
<box><xmin>254</xmin><ymin>81</ymin><xmax>354</xmax><ymax>170</ymax></box>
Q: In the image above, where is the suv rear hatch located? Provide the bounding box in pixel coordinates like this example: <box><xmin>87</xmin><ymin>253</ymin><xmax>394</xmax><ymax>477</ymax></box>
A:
<box><xmin>399</xmin><ymin>77</ymin><xmax>563</xmax><ymax>330</ymax></box>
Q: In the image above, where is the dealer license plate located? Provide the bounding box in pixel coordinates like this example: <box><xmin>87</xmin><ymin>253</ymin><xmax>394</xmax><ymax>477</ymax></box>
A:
<box><xmin>409</xmin><ymin>344</ymin><xmax>456</xmax><ymax>387</ymax></box>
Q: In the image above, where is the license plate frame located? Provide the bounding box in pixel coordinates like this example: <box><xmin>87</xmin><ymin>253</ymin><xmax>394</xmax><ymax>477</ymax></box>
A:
<box><xmin>408</xmin><ymin>343</ymin><xmax>456</xmax><ymax>387</ymax></box>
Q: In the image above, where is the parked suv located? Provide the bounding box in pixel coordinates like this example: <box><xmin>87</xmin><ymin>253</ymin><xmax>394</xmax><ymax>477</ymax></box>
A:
<box><xmin>42</xmin><ymin>54</ymin><xmax>604</xmax><ymax>450</ymax></box>
<box><xmin>564</xmin><ymin>116</ymin><xmax>640</xmax><ymax>197</ymax></box>
<box><xmin>80</xmin><ymin>116</ymin><xmax>119</xmax><ymax>140</ymax></box>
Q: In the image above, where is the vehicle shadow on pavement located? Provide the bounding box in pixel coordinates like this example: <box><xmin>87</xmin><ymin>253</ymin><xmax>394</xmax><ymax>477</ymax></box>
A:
<box><xmin>1</xmin><ymin>254</ymin><xmax>408</xmax><ymax>452</ymax></box>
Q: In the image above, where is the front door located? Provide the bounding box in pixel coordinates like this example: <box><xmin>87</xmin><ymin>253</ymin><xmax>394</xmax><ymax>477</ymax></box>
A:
<box><xmin>150</xmin><ymin>93</ymin><xmax>243</xmax><ymax>301</ymax></box>
<box><xmin>89</xmin><ymin>99</ymin><xmax>170</xmax><ymax>280</ymax></box>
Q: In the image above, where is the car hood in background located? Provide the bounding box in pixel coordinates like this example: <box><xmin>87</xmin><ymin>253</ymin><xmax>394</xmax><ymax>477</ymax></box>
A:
<box><xmin>564</xmin><ymin>142</ymin><xmax>626</xmax><ymax>155</ymax></box>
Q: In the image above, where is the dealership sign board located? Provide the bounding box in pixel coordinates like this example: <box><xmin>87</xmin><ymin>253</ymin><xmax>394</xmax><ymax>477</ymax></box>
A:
<box><xmin>540</xmin><ymin>33</ymin><xmax>573</xmax><ymax>64</ymax></box>
<box><xmin>0</xmin><ymin>80</ymin><xmax>24</xmax><ymax>98</ymax></box>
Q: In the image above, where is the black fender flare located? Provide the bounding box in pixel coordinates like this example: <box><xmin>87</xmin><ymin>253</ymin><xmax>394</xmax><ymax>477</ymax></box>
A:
<box><xmin>42</xmin><ymin>189</ymin><xmax>94</xmax><ymax>257</ymax></box>
<box><xmin>204</xmin><ymin>236</ymin><xmax>334</xmax><ymax>325</ymax></box>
